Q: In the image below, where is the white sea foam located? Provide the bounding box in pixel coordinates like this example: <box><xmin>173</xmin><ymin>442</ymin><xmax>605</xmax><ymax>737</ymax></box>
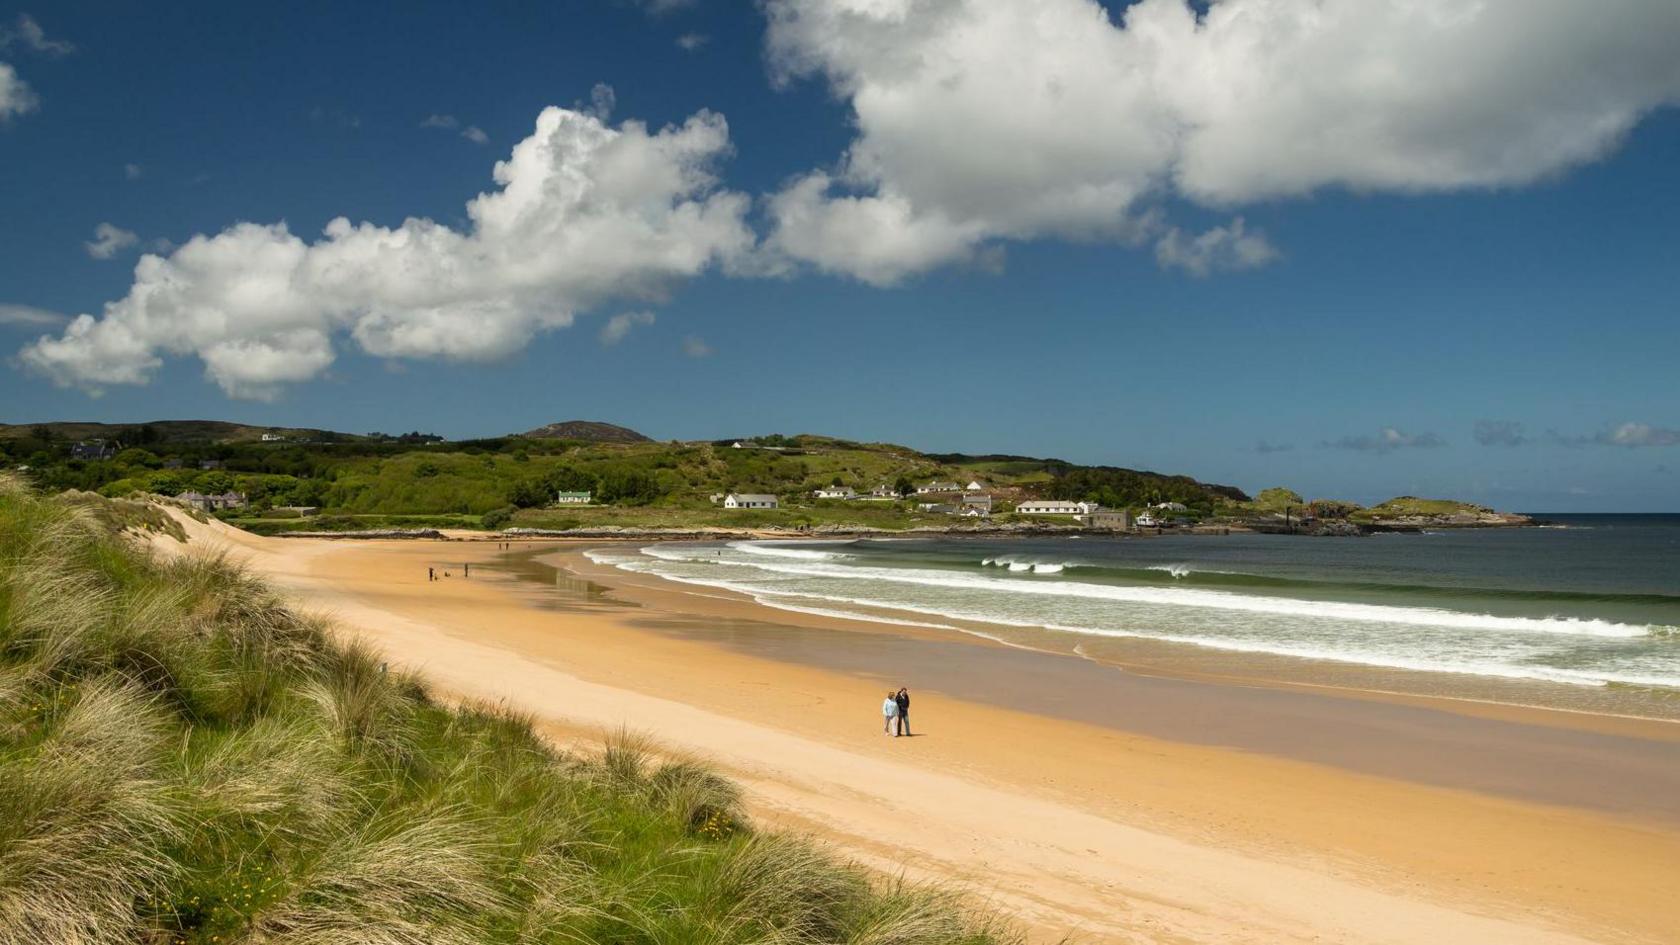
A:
<box><xmin>1149</xmin><ymin>563</ymin><xmax>1193</xmax><ymax>579</ymax></box>
<box><xmin>728</xmin><ymin>541</ymin><xmax>856</xmax><ymax>562</ymax></box>
<box><xmin>584</xmin><ymin>545</ymin><xmax>1680</xmax><ymax>691</ymax></box>
<box><xmin>984</xmin><ymin>557</ymin><xmax>1071</xmax><ymax>574</ymax></box>
<box><xmin>673</xmin><ymin>552</ymin><xmax>1661</xmax><ymax>639</ymax></box>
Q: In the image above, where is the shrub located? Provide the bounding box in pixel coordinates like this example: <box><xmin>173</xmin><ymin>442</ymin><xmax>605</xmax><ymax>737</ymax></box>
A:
<box><xmin>480</xmin><ymin>506</ymin><xmax>515</xmax><ymax>531</ymax></box>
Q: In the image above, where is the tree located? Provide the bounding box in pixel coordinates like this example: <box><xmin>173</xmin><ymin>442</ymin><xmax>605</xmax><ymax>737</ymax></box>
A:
<box><xmin>506</xmin><ymin>478</ymin><xmax>551</xmax><ymax>509</ymax></box>
<box><xmin>543</xmin><ymin>465</ymin><xmax>596</xmax><ymax>494</ymax></box>
<box><xmin>894</xmin><ymin>476</ymin><xmax>915</xmax><ymax>498</ymax></box>
<box><xmin>197</xmin><ymin>471</ymin><xmax>235</xmax><ymax>495</ymax></box>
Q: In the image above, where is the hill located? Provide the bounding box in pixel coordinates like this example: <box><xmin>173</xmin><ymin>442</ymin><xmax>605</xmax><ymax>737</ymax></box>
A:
<box><xmin>0</xmin><ymin>477</ymin><xmax>1019</xmax><ymax>943</ymax></box>
<box><xmin>517</xmin><ymin>419</ymin><xmax>652</xmax><ymax>443</ymax></box>
<box><xmin>2</xmin><ymin>421</ymin><xmax>1523</xmax><ymax>534</ymax></box>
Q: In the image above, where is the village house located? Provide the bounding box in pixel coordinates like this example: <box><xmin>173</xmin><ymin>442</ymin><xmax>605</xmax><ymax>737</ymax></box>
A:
<box><xmin>961</xmin><ymin>493</ymin><xmax>993</xmax><ymax>513</ymax></box>
<box><xmin>723</xmin><ymin>493</ymin><xmax>779</xmax><ymax>510</ymax></box>
<box><xmin>868</xmin><ymin>484</ymin><xmax>898</xmax><ymax>498</ymax></box>
<box><xmin>915</xmin><ymin>480</ymin><xmax>961</xmax><ymax>495</ymax></box>
<box><xmin>1084</xmin><ymin>509</ymin><xmax>1133</xmax><ymax>531</ymax></box>
<box><xmin>260</xmin><ymin>433</ymin><xmax>286</xmax><ymax>442</ymax></box>
<box><xmin>177</xmin><ymin>491</ymin><xmax>248</xmax><ymax>512</ymax></box>
<box><xmin>1016</xmin><ymin>500</ymin><xmax>1100</xmax><ymax>516</ymax></box>
<box><xmin>70</xmin><ymin>439</ymin><xmax>117</xmax><ymax>461</ymax></box>
<box><xmin>916</xmin><ymin>502</ymin><xmax>960</xmax><ymax>515</ymax></box>
<box><xmin>553</xmin><ymin>491</ymin><xmax>592</xmax><ymax>505</ymax></box>
<box><xmin>964</xmin><ymin>479</ymin><xmax>990</xmax><ymax>492</ymax></box>
<box><xmin>813</xmin><ymin>485</ymin><xmax>856</xmax><ymax>500</ymax></box>
<box><xmin>1151</xmin><ymin>501</ymin><xmax>1189</xmax><ymax>512</ymax></box>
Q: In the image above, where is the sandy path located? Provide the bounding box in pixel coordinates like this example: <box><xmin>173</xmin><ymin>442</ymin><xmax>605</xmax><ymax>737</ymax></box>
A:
<box><xmin>146</xmin><ymin>518</ymin><xmax>1680</xmax><ymax>945</ymax></box>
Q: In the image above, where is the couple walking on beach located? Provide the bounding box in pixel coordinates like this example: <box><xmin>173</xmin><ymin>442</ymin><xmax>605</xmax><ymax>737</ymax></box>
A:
<box><xmin>882</xmin><ymin>687</ymin><xmax>912</xmax><ymax>737</ymax></box>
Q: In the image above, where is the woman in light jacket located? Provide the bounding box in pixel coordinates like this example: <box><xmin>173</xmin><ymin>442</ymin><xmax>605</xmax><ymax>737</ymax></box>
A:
<box><xmin>882</xmin><ymin>692</ymin><xmax>899</xmax><ymax>736</ymax></box>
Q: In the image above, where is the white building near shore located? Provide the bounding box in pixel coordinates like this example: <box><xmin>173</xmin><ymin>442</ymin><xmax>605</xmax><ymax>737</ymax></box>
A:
<box><xmin>724</xmin><ymin>493</ymin><xmax>779</xmax><ymax>509</ymax></box>
<box><xmin>813</xmin><ymin>485</ymin><xmax>856</xmax><ymax>500</ymax></box>
<box><xmin>1016</xmin><ymin>500</ymin><xmax>1099</xmax><ymax>516</ymax></box>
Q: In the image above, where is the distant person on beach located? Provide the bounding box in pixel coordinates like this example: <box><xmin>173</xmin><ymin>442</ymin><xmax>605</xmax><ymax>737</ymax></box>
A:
<box><xmin>882</xmin><ymin>692</ymin><xmax>899</xmax><ymax>736</ymax></box>
<box><xmin>428</xmin><ymin>567</ymin><xmax>434</xmax><ymax>582</ymax></box>
<box><xmin>895</xmin><ymin>687</ymin><xmax>911</xmax><ymax>736</ymax></box>
<box><xmin>464</xmin><ymin>563</ymin><xmax>470</xmax><ymax>577</ymax></box>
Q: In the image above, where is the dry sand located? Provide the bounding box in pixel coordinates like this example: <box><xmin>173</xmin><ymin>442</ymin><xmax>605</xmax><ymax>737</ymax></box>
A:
<box><xmin>149</xmin><ymin>517</ymin><xmax>1680</xmax><ymax>945</ymax></box>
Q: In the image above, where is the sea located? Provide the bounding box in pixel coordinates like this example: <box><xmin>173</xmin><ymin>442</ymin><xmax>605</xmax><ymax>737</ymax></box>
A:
<box><xmin>584</xmin><ymin>515</ymin><xmax>1680</xmax><ymax>714</ymax></box>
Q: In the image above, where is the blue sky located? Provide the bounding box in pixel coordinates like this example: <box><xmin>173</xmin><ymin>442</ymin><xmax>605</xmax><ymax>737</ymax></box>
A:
<box><xmin>2</xmin><ymin>1</ymin><xmax>1678</xmax><ymax>510</ymax></box>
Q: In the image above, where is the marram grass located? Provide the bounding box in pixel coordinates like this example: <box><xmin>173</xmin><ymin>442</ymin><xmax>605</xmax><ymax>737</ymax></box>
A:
<box><xmin>0</xmin><ymin>476</ymin><xmax>1023</xmax><ymax>945</ymax></box>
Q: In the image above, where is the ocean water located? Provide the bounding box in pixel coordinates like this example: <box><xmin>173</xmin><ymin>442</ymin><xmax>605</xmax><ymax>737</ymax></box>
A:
<box><xmin>584</xmin><ymin>515</ymin><xmax>1680</xmax><ymax>698</ymax></box>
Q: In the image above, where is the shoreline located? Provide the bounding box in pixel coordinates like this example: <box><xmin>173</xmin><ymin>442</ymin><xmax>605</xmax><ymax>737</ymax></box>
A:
<box><xmin>552</xmin><ymin>547</ymin><xmax>1680</xmax><ymax>818</ymax></box>
<box><xmin>152</xmin><ymin>516</ymin><xmax>1680</xmax><ymax>945</ymax></box>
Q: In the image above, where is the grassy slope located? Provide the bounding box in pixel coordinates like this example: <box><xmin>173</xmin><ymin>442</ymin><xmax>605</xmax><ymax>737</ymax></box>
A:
<box><xmin>0</xmin><ymin>478</ymin><xmax>1019</xmax><ymax>945</ymax></box>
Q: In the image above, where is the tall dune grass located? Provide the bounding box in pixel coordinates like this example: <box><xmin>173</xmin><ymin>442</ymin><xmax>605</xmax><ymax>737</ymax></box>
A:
<box><xmin>0</xmin><ymin>476</ymin><xmax>1023</xmax><ymax>945</ymax></box>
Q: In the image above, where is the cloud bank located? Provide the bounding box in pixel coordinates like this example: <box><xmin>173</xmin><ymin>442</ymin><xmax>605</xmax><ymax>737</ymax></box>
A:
<box><xmin>759</xmin><ymin>0</ymin><xmax>1680</xmax><ymax>283</ymax></box>
<box><xmin>1324</xmin><ymin>428</ymin><xmax>1445</xmax><ymax>454</ymax></box>
<box><xmin>1474</xmin><ymin>419</ymin><xmax>1529</xmax><ymax>447</ymax></box>
<box><xmin>1559</xmin><ymin>422</ymin><xmax>1680</xmax><ymax>448</ymax></box>
<box><xmin>22</xmin><ymin>103</ymin><xmax>754</xmax><ymax>399</ymax></box>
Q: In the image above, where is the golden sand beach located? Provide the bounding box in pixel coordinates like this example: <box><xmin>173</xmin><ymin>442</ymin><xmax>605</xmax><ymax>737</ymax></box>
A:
<box><xmin>152</xmin><ymin>517</ymin><xmax>1680</xmax><ymax>945</ymax></box>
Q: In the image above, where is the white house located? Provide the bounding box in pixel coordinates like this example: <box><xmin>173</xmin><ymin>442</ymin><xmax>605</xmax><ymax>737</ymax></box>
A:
<box><xmin>1016</xmin><ymin>500</ymin><xmax>1099</xmax><ymax>516</ymax></box>
<box><xmin>260</xmin><ymin>433</ymin><xmax>286</xmax><ymax>442</ymax></box>
<box><xmin>964</xmin><ymin>479</ymin><xmax>990</xmax><ymax>492</ymax></box>
<box><xmin>916</xmin><ymin>480</ymin><xmax>961</xmax><ymax>495</ymax></box>
<box><xmin>554</xmin><ymin>491</ymin><xmax>592</xmax><ymax>505</ymax></box>
<box><xmin>1136</xmin><ymin>511</ymin><xmax>1158</xmax><ymax>527</ymax></box>
<box><xmin>813</xmin><ymin>485</ymin><xmax>856</xmax><ymax>500</ymax></box>
<box><xmin>724</xmin><ymin>493</ymin><xmax>779</xmax><ymax>509</ymax></box>
<box><xmin>961</xmin><ymin>493</ymin><xmax>993</xmax><ymax>512</ymax></box>
<box><xmin>869</xmin><ymin>484</ymin><xmax>898</xmax><ymax>498</ymax></box>
<box><xmin>1151</xmin><ymin>501</ymin><xmax>1188</xmax><ymax>512</ymax></box>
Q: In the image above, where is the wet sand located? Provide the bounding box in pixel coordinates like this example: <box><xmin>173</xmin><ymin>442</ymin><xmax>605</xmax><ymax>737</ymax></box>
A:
<box><xmin>547</xmin><ymin>548</ymin><xmax>1680</xmax><ymax>822</ymax></box>
<box><xmin>150</xmin><ymin>520</ymin><xmax>1680</xmax><ymax>945</ymax></box>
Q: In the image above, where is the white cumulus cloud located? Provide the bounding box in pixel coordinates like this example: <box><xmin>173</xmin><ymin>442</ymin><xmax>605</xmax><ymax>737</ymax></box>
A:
<box><xmin>0</xmin><ymin>61</ymin><xmax>38</xmax><ymax>121</ymax></box>
<box><xmin>599</xmin><ymin>310</ymin><xmax>656</xmax><ymax>345</ymax></box>
<box><xmin>22</xmin><ymin>103</ymin><xmax>755</xmax><ymax>400</ymax></box>
<box><xmin>0</xmin><ymin>303</ymin><xmax>68</xmax><ymax>327</ymax></box>
<box><xmin>760</xmin><ymin>0</ymin><xmax>1680</xmax><ymax>283</ymax></box>
<box><xmin>0</xmin><ymin>13</ymin><xmax>74</xmax><ymax>57</ymax></box>
<box><xmin>85</xmin><ymin>223</ymin><xmax>140</xmax><ymax>260</ymax></box>
<box><xmin>1154</xmin><ymin>217</ymin><xmax>1279</xmax><ymax>277</ymax></box>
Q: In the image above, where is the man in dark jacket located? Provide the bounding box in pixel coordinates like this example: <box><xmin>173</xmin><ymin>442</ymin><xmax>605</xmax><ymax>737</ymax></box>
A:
<box><xmin>895</xmin><ymin>687</ymin><xmax>911</xmax><ymax>736</ymax></box>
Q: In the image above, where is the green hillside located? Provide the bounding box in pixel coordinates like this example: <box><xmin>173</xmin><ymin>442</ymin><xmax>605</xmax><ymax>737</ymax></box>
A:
<box><xmin>0</xmin><ymin>477</ymin><xmax>1020</xmax><ymax>944</ymax></box>
<box><xmin>0</xmin><ymin>426</ymin><xmax>1251</xmax><ymax>531</ymax></box>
